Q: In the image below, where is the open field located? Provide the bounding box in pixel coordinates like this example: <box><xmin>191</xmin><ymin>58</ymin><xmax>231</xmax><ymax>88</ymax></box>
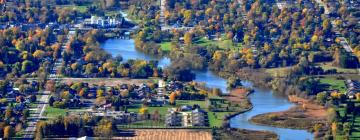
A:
<box><xmin>319</xmin><ymin>76</ymin><xmax>347</xmax><ymax>93</ymax></box>
<box><xmin>56</xmin><ymin>5</ymin><xmax>88</xmax><ymax>13</ymax></box>
<box><xmin>265</xmin><ymin>67</ymin><xmax>292</xmax><ymax>77</ymax></box>
<box><xmin>193</xmin><ymin>37</ymin><xmax>240</xmax><ymax>50</ymax></box>
<box><xmin>44</xmin><ymin>106</ymin><xmax>67</xmax><ymax>118</ymax></box>
<box><xmin>317</xmin><ymin>62</ymin><xmax>358</xmax><ymax>74</ymax></box>
<box><xmin>160</xmin><ymin>42</ymin><xmax>172</xmax><ymax>51</ymax></box>
<box><xmin>44</xmin><ymin>106</ymin><xmax>89</xmax><ymax>118</ymax></box>
<box><xmin>126</xmin><ymin>99</ymin><xmax>242</xmax><ymax>127</ymax></box>
<box><xmin>59</xmin><ymin>78</ymin><xmax>157</xmax><ymax>86</ymax></box>
<box><xmin>116</xmin><ymin>129</ymin><xmax>212</xmax><ymax>140</ymax></box>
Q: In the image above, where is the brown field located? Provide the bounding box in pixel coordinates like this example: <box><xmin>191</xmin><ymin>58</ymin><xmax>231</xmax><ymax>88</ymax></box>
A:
<box><xmin>59</xmin><ymin>78</ymin><xmax>157</xmax><ymax>86</ymax></box>
<box><xmin>116</xmin><ymin>129</ymin><xmax>212</xmax><ymax>140</ymax></box>
<box><xmin>251</xmin><ymin>95</ymin><xmax>327</xmax><ymax>130</ymax></box>
<box><xmin>225</xmin><ymin>88</ymin><xmax>249</xmax><ymax>102</ymax></box>
<box><xmin>288</xmin><ymin>95</ymin><xmax>327</xmax><ymax>118</ymax></box>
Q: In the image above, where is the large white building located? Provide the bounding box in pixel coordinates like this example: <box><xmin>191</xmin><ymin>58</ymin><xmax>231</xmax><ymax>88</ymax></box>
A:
<box><xmin>85</xmin><ymin>16</ymin><xmax>122</xmax><ymax>27</ymax></box>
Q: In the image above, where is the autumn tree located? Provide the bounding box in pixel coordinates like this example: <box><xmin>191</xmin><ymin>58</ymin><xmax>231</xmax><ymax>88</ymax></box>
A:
<box><xmin>3</xmin><ymin>126</ymin><xmax>14</xmax><ymax>139</ymax></box>
<box><xmin>169</xmin><ymin>92</ymin><xmax>176</xmax><ymax>105</ymax></box>
<box><xmin>184</xmin><ymin>32</ymin><xmax>193</xmax><ymax>46</ymax></box>
<box><xmin>94</xmin><ymin>118</ymin><xmax>115</xmax><ymax>138</ymax></box>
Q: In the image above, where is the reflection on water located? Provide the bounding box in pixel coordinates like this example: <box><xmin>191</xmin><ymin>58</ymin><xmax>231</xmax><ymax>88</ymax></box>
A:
<box><xmin>101</xmin><ymin>39</ymin><xmax>313</xmax><ymax>140</ymax></box>
<box><xmin>101</xmin><ymin>39</ymin><xmax>170</xmax><ymax>68</ymax></box>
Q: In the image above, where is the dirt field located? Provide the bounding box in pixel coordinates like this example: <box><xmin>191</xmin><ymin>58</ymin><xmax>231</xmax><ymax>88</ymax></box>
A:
<box><xmin>59</xmin><ymin>78</ymin><xmax>156</xmax><ymax>86</ymax></box>
<box><xmin>225</xmin><ymin>88</ymin><xmax>250</xmax><ymax>102</ymax></box>
<box><xmin>117</xmin><ymin>129</ymin><xmax>212</xmax><ymax>140</ymax></box>
<box><xmin>288</xmin><ymin>95</ymin><xmax>327</xmax><ymax>118</ymax></box>
<box><xmin>222</xmin><ymin>88</ymin><xmax>253</xmax><ymax>112</ymax></box>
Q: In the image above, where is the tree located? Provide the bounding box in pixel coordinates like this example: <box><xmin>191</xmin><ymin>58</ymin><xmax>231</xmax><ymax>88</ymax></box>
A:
<box><xmin>120</xmin><ymin>90</ymin><xmax>129</xmax><ymax>98</ymax></box>
<box><xmin>356</xmin><ymin>93</ymin><xmax>360</xmax><ymax>101</ymax></box>
<box><xmin>33</xmin><ymin>50</ymin><xmax>46</xmax><ymax>59</ymax></box>
<box><xmin>49</xmin><ymin>96</ymin><xmax>55</xmax><ymax>106</ymax></box>
<box><xmin>316</xmin><ymin>92</ymin><xmax>327</xmax><ymax>105</ymax></box>
<box><xmin>169</xmin><ymin>92</ymin><xmax>176</xmax><ymax>105</ymax></box>
<box><xmin>46</xmin><ymin>80</ymin><xmax>55</xmax><ymax>92</ymax></box>
<box><xmin>95</xmin><ymin>97</ymin><xmax>106</xmax><ymax>106</ymax></box>
<box><xmin>331</xmin><ymin>122</ymin><xmax>337</xmax><ymax>138</ymax></box>
<box><xmin>327</xmin><ymin>108</ymin><xmax>338</xmax><ymax>123</ymax></box>
<box><xmin>5</xmin><ymin>107</ymin><xmax>12</xmax><ymax>120</ymax></box>
<box><xmin>21</xmin><ymin>60</ymin><xmax>34</xmax><ymax>73</ymax></box>
<box><xmin>94</xmin><ymin>119</ymin><xmax>114</xmax><ymax>138</ymax></box>
<box><xmin>139</xmin><ymin>107</ymin><xmax>148</xmax><ymax>116</ymax></box>
<box><xmin>184</xmin><ymin>32</ymin><xmax>193</xmax><ymax>46</ymax></box>
<box><xmin>227</xmin><ymin>77</ymin><xmax>242</xmax><ymax>89</ymax></box>
<box><xmin>3</xmin><ymin>126</ymin><xmax>14</xmax><ymax>138</ymax></box>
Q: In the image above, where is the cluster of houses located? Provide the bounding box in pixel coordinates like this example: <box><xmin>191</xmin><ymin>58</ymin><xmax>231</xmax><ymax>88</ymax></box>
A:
<box><xmin>345</xmin><ymin>79</ymin><xmax>360</xmax><ymax>99</ymax></box>
<box><xmin>90</xmin><ymin>111</ymin><xmax>138</xmax><ymax>124</ymax></box>
<box><xmin>165</xmin><ymin>105</ymin><xmax>208</xmax><ymax>127</ymax></box>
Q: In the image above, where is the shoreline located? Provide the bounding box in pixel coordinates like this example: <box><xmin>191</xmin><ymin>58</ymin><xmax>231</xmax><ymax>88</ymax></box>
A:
<box><xmin>223</xmin><ymin>88</ymin><xmax>254</xmax><ymax>120</ymax></box>
<box><xmin>249</xmin><ymin>95</ymin><xmax>327</xmax><ymax>138</ymax></box>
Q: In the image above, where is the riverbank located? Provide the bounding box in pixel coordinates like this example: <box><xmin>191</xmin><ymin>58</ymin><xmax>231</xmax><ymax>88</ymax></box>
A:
<box><xmin>212</xmin><ymin>128</ymin><xmax>278</xmax><ymax>140</ymax></box>
<box><xmin>223</xmin><ymin>88</ymin><xmax>253</xmax><ymax>119</ymax></box>
<box><xmin>250</xmin><ymin>95</ymin><xmax>327</xmax><ymax>136</ymax></box>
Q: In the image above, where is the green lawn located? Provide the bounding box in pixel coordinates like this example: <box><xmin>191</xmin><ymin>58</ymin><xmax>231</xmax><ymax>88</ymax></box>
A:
<box><xmin>319</xmin><ymin>77</ymin><xmax>346</xmax><ymax>93</ymax></box>
<box><xmin>127</xmin><ymin>100</ymin><xmax>229</xmax><ymax>127</ymax></box>
<box><xmin>335</xmin><ymin>101</ymin><xmax>360</xmax><ymax>140</ymax></box>
<box><xmin>193</xmin><ymin>37</ymin><xmax>240</xmax><ymax>50</ymax></box>
<box><xmin>56</xmin><ymin>5</ymin><xmax>88</xmax><ymax>13</ymax></box>
<box><xmin>160</xmin><ymin>42</ymin><xmax>172</xmax><ymax>51</ymax></box>
<box><xmin>317</xmin><ymin>63</ymin><xmax>358</xmax><ymax>74</ymax></box>
<box><xmin>44</xmin><ymin>106</ymin><xmax>67</xmax><ymax>118</ymax></box>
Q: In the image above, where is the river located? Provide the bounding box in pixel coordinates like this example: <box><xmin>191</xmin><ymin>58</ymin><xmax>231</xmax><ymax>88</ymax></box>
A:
<box><xmin>101</xmin><ymin>38</ymin><xmax>314</xmax><ymax>140</ymax></box>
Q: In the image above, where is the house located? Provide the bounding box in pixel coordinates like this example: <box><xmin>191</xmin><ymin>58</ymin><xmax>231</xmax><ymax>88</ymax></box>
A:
<box><xmin>84</xmin><ymin>15</ymin><xmax>122</xmax><ymax>28</ymax></box>
<box><xmin>345</xmin><ymin>79</ymin><xmax>360</xmax><ymax>98</ymax></box>
<box><xmin>192</xmin><ymin>109</ymin><xmax>208</xmax><ymax>126</ymax></box>
<box><xmin>165</xmin><ymin>109</ymin><xmax>182</xmax><ymax>126</ymax></box>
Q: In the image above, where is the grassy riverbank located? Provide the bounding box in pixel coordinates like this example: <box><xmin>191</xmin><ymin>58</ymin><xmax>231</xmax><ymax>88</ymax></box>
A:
<box><xmin>250</xmin><ymin>96</ymin><xmax>327</xmax><ymax>137</ymax></box>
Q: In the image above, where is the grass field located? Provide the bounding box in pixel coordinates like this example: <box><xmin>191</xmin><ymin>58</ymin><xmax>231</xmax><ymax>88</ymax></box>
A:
<box><xmin>44</xmin><ymin>106</ymin><xmax>89</xmax><ymax>118</ymax></box>
<box><xmin>56</xmin><ymin>5</ymin><xmax>88</xmax><ymax>13</ymax></box>
<box><xmin>160</xmin><ymin>42</ymin><xmax>172</xmax><ymax>51</ymax></box>
<box><xmin>317</xmin><ymin>63</ymin><xmax>358</xmax><ymax>74</ymax></box>
<box><xmin>44</xmin><ymin>106</ymin><xmax>67</xmax><ymax>118</ymax></box>
<box><xmin>319</xmin><ymin>76</ymin><xmax>346</xmax><ymax>93</ymax></box>
<box><xmin>126</xmin><ymin>100</ymin><xmax>228</xmax><ymax>127</ymax></box>
<box><xmin>193</xmin><ymin>37</ymin><xmax>240</xmax><ymax>50</ymax></box>
<box><xmin>265</xmin><ymin>67</ymin><xmax>292</xmax><ymax>77</ymax></box>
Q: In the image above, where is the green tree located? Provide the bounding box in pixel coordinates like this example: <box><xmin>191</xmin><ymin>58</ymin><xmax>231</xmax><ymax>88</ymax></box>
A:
<box><xmin>21</xmin><ymin>60</ymin><xmax>34</xmax><ymax>73</ymax></box>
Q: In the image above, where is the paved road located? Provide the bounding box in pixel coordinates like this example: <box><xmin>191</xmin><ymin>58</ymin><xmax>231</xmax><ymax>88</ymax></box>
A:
<box><xmin>22</xmin><ymin>31</ymin><xmax>74</xmax><ymax>139</ymax></box>
<box><xmin>23</xmin><ymin>92</ymin><xmax>50</xmax><ymax>139</ymax></box>
<box><xmin>313</xmin><ymin>0</ymin><xmax>359</xmax><ymax>74</ymax></box>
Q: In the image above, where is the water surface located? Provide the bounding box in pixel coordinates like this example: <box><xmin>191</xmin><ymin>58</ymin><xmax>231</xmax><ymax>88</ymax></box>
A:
<box><xmin>101</xmin><ymin>39</ymin><xmax>313</xmax><ymax>140</ymax></box>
